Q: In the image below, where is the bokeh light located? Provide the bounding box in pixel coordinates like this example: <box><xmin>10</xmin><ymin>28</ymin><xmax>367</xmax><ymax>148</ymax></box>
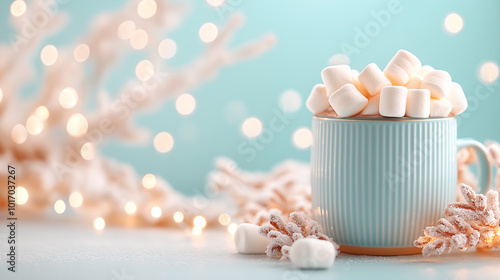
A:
<box><xmin>69</xmin><ymin>192</ymin><xmax>83</xmax><ymax>208</ymax></box>
<box><xmin>15</xmin><ymin>187</ymin><xmax>28</xmax><ymax>205</ymax></box>
<box><xmin>227</xmin><ymin>223</ymin><xmax>238</xmax><ymax>235</ymax></box>
<box><xmin>135</xmin><ymin>60</ymin><xmax>155</xmax><ymax>81</ymax></box>
<box><xmin>292</xmin><ymin>127</ymin><xmax>313</xmax><ymax>149</ymax></box>
<box><xmin>444</xmin><ymin>12</ymin><xmax>464</xmax><ymax>34</ymax></box>
<box><xmin>151</xmin><ymin>206</ymin><xmax>162</xmax><ymax>218</ymax></box>
<box><xmin>41</xmin><ymin>45</ymin><xmax>58</xmax><ymax>66</ymax></box>
<box><xmin>158</xmin><ymin>39</ymin><xmax>177</xmax><ymax>59</ymax></box>
<box><xmin>241</xmin><ymin>117</ymin><xmax>262</xmax><ymax>138</ymax></box>
<box><xmin>199</xmin><ymin>22</ymin><xmax>218</xmax><ymax>43</ymax></box>
<box><xmin>193</xmin><ymin>216</ymin><xmax>207</xmax><ymax>228</ymax></box>
<box><xmin>26</xmin><ymin>115</ymin><xmax>44</xmax><ymax>135</ymax></box>
<box><xmin>0</xmin><ymin>88</ymin><xmax>3</xmax><ymax>104</ymax></box>
<box><xmin>130</xmin><ymin>29</ymin><xmax>149</xmax><ymax>49</ymax></box>
<box><xmin>173</xmin><ymin>211</ymin><xmax>184</xmax><ymax>223</ymax></box>
<box><xmin>54</xmin><ymin>200</ymin><xmax>66</xmax><ymax>214</ymax></box>
<box><xmin>74</xmin><ymin>43</ymin><xmax>90</xmax><ymax>62</ymax></box>
<box><xmin>218</xmin><ymin>213</ymin><xmax>230</xmax><ymax>225</ymax></box>
<box><xmin>192</xmin><ymin>227</ymin><xmax>202</xmax><ymax>236</ymax></box>
<box><xmin>280</xmin><ymin>90</ymin><xmax>302</xmax><ymax>113</ymax></box>
<box><xmin>125</xmin><ymin>201</ymin><xmax>137</xmax><ymax>215</ymax></box>
<box><xmin>328</xmin><ymin>53</ymin><xmax>350</xmax><ymax>66</ymax></box>
<box><xmin>207</xmin><ymin>0</ymin><xmax>224</xmax><ymax>7</ymax></box>
<box><xmin>10</xmin><ymin>0</ymin><xmax>26</xmax><ymax>17</ymax></box>
<box><xmin>35</xmin><ymin>106</ymin><xmax>49</xmax><ymax>121</ymax></box>
<box><xmin>223</xmin><ymin>100</ymin><xmax>247</xmax><ymax>124</ymax></box>
<box><xmin>81</xmin><ymin>142</ymin><xmax>96</xmax><ymax>160</ymax></box>
<box><xmin>479</xmin><ymin>61</ymin><xmax>499</xmax><ymax>84</ymax></box>
<box><xmin>66</xmin><ymin>113</ymin><xmax>88</xmax><ymax>137</ymax></box>
<box><xmin>94</xmin><ymin>217</ymin><xmax>105</xmax><ymax>231</ymax></box>
<box><xmin>154</xmin><ymin>132</ymin><xmax>174</xmax><ymax>153</ymax></box>
<box><xmin>11</xmin><ymin>124</ymin><xmax>27</xmax><ymax>144</ymax></box>
<box><xmin>59</xmin><ymin>87</ymin><xmax>78</xmax><ymax>109</ymax></box>
<box><xmin>137</xmin><ymin>0</ymin><xmax>157</xmax><ymax>19</ymax></box>
<box><xmin>117</xmin><ymin>20</ymin><xmax>136</xmax><ymax>40</ymax></box>
<box><xmin>175</xmin><ymin>93</ymin><xmax>196</xmax><ymax>115</ymax></box>
<box><xmin>142</xmin><ymin>173</ymin><xmax>157</xmax><ymax>189</ymax></box>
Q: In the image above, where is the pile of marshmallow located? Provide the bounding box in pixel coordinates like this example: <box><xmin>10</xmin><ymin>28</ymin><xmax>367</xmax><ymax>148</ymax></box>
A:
<box><xmin>306</xmin><ymin>50</ymin><xmax>468</xmax><ymax>118</ymax></box>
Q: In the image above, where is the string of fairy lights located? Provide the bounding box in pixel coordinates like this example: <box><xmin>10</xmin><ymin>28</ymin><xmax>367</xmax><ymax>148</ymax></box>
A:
<box><xmin>7</xmin><ymin>0</ymin><xmax>500</xmax><ymax>235</ymax></box>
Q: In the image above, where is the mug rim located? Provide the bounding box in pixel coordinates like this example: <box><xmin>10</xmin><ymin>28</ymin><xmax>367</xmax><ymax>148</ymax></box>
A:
<box><xmin>313</xmin><ymin>115</ymin><xmax>456</xmax><ymax>122</ymax></box>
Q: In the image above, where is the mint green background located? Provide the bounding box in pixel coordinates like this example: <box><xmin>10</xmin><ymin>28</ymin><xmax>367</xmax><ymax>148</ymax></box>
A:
<box><xmin>1</xmin><ymin>0</ymin><xmax>499</xmax><ymax>195</ymax></box>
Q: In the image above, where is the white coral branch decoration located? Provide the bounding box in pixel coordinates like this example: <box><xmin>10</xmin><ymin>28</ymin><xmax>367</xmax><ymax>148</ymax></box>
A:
<box><xmin>415</xmin><ymin>184</ymin><xmax>500</xmax><ymax>257</ymax></box>
<box><xmin>0</xmin><ymin>0</ymin><xmax>274</xmax><ymax>226</ymax></box>
<box><xmin>258</xmin><ymin>211</ymin><xmax>338</xmax><ymax>260</ymax></box>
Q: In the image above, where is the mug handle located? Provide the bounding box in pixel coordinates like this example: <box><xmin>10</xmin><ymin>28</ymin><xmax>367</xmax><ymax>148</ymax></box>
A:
<box><xmin>457</xmin><ymin>139</ymin><xmax>492</xmax><ymax>194</ymax></box>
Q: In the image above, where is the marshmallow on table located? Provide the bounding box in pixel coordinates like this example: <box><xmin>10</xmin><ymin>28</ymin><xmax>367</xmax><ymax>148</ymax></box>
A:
<box><xmin>447</xmin><ymin>82</ymin><xmax>468</xmax><ymax>115</ymax></box>
<box><xmin>306</xmin><ymin>84</ymin><xmax>330</xmax><ymax>114</ymax></box>
<box><xmin>417</xmin><ymin>65</ymin><xmax>435</xmax><ymax>79</ymax></box>
<box><xmin>406</xmin><ymin>89</ymin><xmax>430</xmax><ymax>118</ymax></box>
<box><xmin>404</xmin><ymin>75</ymin><xmax>422</xmax><ymax>89</ymax></box>
<box><xmin>421</xmin><ymin>70</ymin><xmax>452</xmax><ymax>99</ymax></box>
<box><xmin>379</xmin><ymin>86</ymin><xmax>408</xmax><ymax>117</ymax></box>
<box><xmin>384</xmin><ymin>50</ymin><xmax>422</xmax><ymax>85</ymax></box>
<box><xmin>358</xmin><ymin>63</ymin><xmax>392</xmax><ymax>96</ymax></box>
<box><xmin>321</xmin><ymin>65</ymin><xmax>353</xmax><ymax>96</ymax></box>
<box><xmin>289</xmin><ymin>238</ymin><xmax>337</xmax><ymax>269</ymax></box>
<box><xmin>234</xmin><ymin>223</ymin><xmax>270</xmax><ymax>254</ymax></box>
<box><xmin>360</xmin><ymin>94</ymin><xmax>380</xmax><ymax>115</ymax></box>
<box><xmin>328</xmin><ymin>84</ymin><xmax>368</xmax><ymax>117</ymax></box>
<box><xmin>351</xmin><ymin>70</ymin><xmax>370</xmax><ymax>98</ymax></box>
<box><xmin>430</xmin><ymin>98</ymin><xmax>453</xmax><ymax>117</ymax></box>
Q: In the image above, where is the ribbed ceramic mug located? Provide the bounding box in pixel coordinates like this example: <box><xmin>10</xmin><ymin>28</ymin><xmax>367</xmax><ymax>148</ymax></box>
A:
<box><xmin>311</xmin><ymin>116</ymin><xmax>491</xmax><ymax>255</ymax></box>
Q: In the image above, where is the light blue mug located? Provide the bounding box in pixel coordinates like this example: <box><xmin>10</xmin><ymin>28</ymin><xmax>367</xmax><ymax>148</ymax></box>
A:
<box><xmin>311</xmin><ymin>116</ymin><xmax>491</xmax><ymax>255</ymax></box>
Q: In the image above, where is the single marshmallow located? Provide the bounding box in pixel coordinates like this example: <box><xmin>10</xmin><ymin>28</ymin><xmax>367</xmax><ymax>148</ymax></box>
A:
<box><xmin>417</xmin><ymin>65</ymin><xmax>435</xmax><ymax>79</ymax></box>
<box><xmin>447</xmin><ymin>82</ymin><xmax>468</xmax><ymax>115</ymax></box>
<box><xmin>406</xmin><ymin>89</ymin><xmax>430</xmax><ymax>118</ymax></box>
<box><xmin>404</xmin><ymin>76</ymin><xmax>422</xmax><ymax>89</ymax></box>
<box><xmin>234</xmin><ymin>223</ymin><xmax>270</xmax><ymax>254</ymax></box>
<box><xmin>321</xmin><ymin>65</ymin><xmax>353</xmax><ymax>96</ymax></box>
<box><xmin>360</xmin><ymin>94</ymin><xmax>380</xmax><ymax>115</ymax></box>
<box><xmin>384</xmin><ymin>50</ymin><xmax>422</xmax><ymax>85</ymax></box>
<box><xmin>306</xmin><ymin>84</ymin><xmax>330</xmax><ymax>114</ymax></box>
<box><xmin>351</xmin><ymin>70</ymin><xmax>370</xmax><ymax>98</ymax></box>
<box><xmin>328</xmin><ymin>84</ymin><xmax>368</xmax><ymax>117</ymax></box>
<box><xmin>421</xmin><ymin>70</ymin><xmax>452</xmax><ymax>99</ymax></box>
<box><xmin>379</xmin><ymin>86</ymin><xmax>408</xmax><ymax>117</ymax></box>
<box><xmin>358</xmin><ymin>63</ymin><xmax>392</xmax><ymax>96</ymax></box>
<box><xmin>430</xmin><ymin>99</ymin><xmax>453</xmax><ymax>117</ymax></box>
<box><xmin>289</xmin><ymin>238</ymin><xmax>337</xmax><ymax>269</ymax></box>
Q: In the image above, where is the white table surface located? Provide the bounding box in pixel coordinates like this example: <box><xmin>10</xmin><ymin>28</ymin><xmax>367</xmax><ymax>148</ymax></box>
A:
<box><xmin>1</xmin><ymin>220</ymin><xmax>500</xmax><ymax>280</ymax></box>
